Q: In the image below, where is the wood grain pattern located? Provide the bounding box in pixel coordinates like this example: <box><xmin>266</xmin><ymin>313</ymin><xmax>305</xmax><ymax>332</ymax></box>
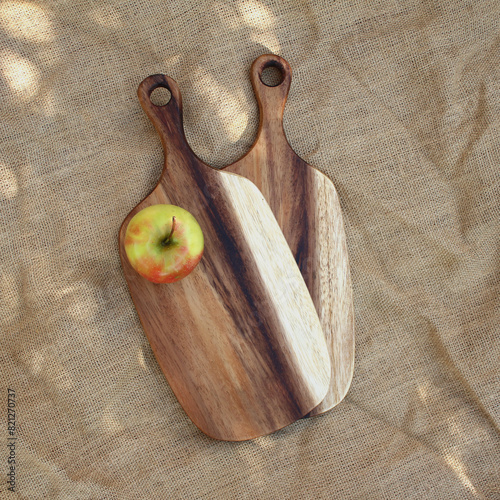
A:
<box><xmin>223</xmin><ymin>55</ymin><xmax>355</xmax><ymax>416</ymax></box>
<box><xmin>118</xmin><ymin>74</ymin><xmax>331</xmax><ymax>441</ymax></box>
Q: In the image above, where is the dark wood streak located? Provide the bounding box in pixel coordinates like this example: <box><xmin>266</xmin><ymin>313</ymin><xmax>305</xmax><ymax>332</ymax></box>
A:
<box><xmin>173</xmin><ymin>146</ymin><xmax>305</xmax><ymax>413</ymax></box>
<box><xmin>119</xmin><ymin>74</ymin><xmax>331</xmax><ymax>440</ymax></box>
<box><xmin>189</xmin><ymin>164</ymin><xmax>306</xmax><ymax>417</ymax></box>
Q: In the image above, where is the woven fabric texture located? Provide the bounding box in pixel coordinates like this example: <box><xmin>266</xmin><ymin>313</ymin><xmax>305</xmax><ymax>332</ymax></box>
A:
<box><xmin>1</xmin><ymin>0</ymin><xmax>499</xmax><ymax>498</ymax></box>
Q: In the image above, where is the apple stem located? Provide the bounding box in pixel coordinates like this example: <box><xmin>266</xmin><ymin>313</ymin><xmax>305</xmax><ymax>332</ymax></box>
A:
<box><xmin>161</xmin><ymin>216</ymin><xmax>176</xmax><ymax>246</ymax></box>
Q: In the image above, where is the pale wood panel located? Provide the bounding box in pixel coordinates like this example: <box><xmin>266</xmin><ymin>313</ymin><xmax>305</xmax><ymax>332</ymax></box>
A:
<box><xmin>306</xmin><ymin>171</ymin><xmax>354</xmax><ymax>415</ymax></box>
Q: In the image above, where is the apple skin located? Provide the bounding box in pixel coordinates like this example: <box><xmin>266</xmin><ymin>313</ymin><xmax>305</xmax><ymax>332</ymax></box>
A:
<box><xmin>124</xmin><ymin>204</ymin><xmax>204</xmax><ymax>283</ymax></box>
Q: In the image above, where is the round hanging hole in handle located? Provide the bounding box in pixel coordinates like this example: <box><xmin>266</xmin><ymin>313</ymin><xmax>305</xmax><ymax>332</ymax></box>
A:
<box><xmin>260</xmin><ymin>61</ymin><xmax>285</xmax><ymax>87</ymax></box>
<box><xmin>150</xmin><ymin>86</ymin><xmax>172</xmax><ymax>106</ymax></box>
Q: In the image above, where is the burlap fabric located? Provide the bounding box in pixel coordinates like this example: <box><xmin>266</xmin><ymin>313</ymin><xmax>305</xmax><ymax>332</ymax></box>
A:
<box><xmin>1</xmin><ymin>0</ymin><xmax>499</xmax><ymax>498</ymax></box>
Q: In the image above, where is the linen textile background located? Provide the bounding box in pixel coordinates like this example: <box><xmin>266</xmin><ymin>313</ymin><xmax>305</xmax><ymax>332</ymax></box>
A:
<box><xmin>1</xmin><ymin>0</ymin><xmax>499</xmax><ymax>498</ymax></box>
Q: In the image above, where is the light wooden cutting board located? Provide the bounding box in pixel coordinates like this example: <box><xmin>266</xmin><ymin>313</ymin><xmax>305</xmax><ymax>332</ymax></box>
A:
<box><xmin>222</xmin><ymin>55</ymin><xmax>355</xmax><ymax>416</ymax></box>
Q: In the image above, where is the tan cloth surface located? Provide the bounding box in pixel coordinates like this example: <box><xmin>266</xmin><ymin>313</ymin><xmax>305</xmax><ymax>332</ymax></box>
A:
<box><xmin>1</xmin><ymin>0</ymin><xmax>499</xmax><ymax>498</ymax></box>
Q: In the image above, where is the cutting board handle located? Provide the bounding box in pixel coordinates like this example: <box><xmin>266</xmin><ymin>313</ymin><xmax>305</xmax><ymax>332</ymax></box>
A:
<box><xmin>250</xmin><ymin>54</ymin><xmax>292</xmax><ymax>134</ymax></box>
<box><xmin>137</xmin><ymin>74</ymin><xmax>186</xmax><ymax>161</ymax></box>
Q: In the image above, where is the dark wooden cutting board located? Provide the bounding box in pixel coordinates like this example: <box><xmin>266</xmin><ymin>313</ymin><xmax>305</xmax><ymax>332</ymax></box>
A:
<box><xmin>222</xmin><ymin>55</ymin><xmax>355</xmax><ymax>416</ymax></box>
<box><xmin>118</xmin><ymin>74</ymin><xmax>331</xmax><ymax>441</ymax></box>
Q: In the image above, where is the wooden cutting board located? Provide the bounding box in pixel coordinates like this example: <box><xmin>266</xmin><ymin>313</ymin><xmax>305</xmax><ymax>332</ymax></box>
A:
<box><xmin>118</xmin><ymin>74</ymin><xmax>331</xmax><ymax>441</ymax></box>
<box><xmin>222</xmin><ymin>55</ymin><xmax>355</xmax><ymax>416</ymax></box>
